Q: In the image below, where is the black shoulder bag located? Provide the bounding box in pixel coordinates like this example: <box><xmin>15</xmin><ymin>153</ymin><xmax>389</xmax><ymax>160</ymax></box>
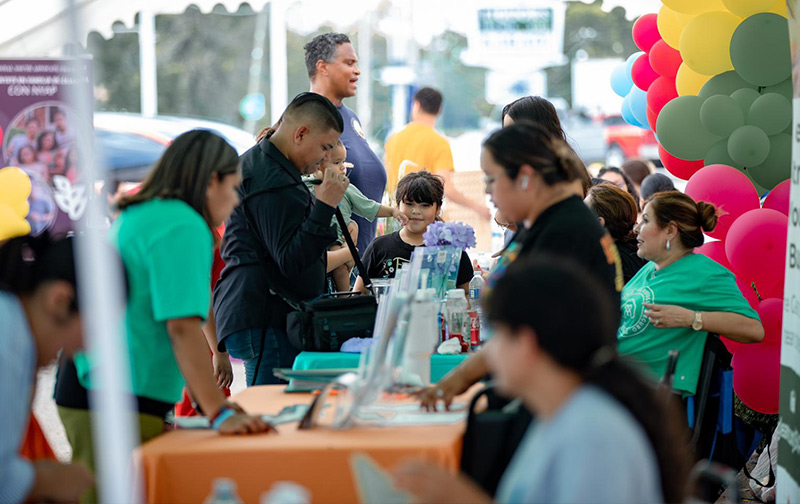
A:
<box><xmin>242</xmin><ymin>179</ymin><xmax>377</xmax><ymax>369</ymax></box>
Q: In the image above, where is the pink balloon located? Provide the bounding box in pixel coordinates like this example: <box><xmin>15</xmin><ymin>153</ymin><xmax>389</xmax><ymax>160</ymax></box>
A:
<box><xmin>633</xmin><ymin>13</ymin><xmax>661</xmax><ymax>52</ymax></box>
<box><xmin>647</xmin><ymin>76</ymin><xmax>679</xmax><ymax>115</ymax></box>
<box><xmin>725</xmin><ymin>209</ymin><xmax>788</xmax><ymax>285</ymax></box>
<box><xmin>758</xmin><ymin>278</ymin><xmax>785</xmax><ymax>300</ymax></box>
<box><xmin>649</xmin><ymin>40</ymin><xmax>682</xmax><ymax>78</ymax></box>
<box><xmin>733</xmin><ymin>343</ymin><xmax>781</xmax><ymax>414</ymax></box>
<box><xmin>757</xmin><ymin>298</ymin><xmax>784</xmax><ymax>345</ymax></box>
<box><xmin>685</xmin><ymin>165</ymin><xmax>761</xmax><ymax>240</ymax></box>
<box><xmin>736</xmin><ymin>276</ymin><xmax>759</xmax><ymax>309</ymax></box>
<box><xmin>632</xmin><ymin>54</ymin><xmax>660</xmax><ymax>91</ymax></box>
<box><xmin>658</xmin><ymin>143</ymin><xmax>704</xmax><ymax>180</ymax></box>
<box><xmin>721</xmin><ymin>336</ymin><xmax>741</xmax><ymax>355</ymax></box>
<box><xmin>696</xmin><ymin>240</ymin><xmax>731</xmax><ymax>271</ymax></box>
<box><xmin>763</xmin><ymin>179</ymin><xmax>791</xmax><ymax>216</ymax></box>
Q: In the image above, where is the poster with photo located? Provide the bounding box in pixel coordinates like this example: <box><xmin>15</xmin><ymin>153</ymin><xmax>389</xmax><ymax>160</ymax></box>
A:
<box><xmin>0</xmin><ymin>58</ymin><xmax>93</xmax><ymax>236</ymax></box>
<box><xmin>779</xmin><ymin>1</ymin><xmax>800</xmax><ymax>500</ymax></box>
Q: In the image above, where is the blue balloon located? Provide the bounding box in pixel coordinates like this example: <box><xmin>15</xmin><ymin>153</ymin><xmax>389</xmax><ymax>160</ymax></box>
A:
<box><xmin>626</xmin><ymin>51</ymin><xmax>644</xmax><ymax>77</ymax></box>
<box><xmin>629</xmin><ymin>85</ymin><xmax>649</xmax><ymax>129</ymax></box>
<box><xmin>611</xmin><ymin>64</ymin><xmax>634</xmax><ymax>97</ymax></box>
<box><xmin>621</xmin><ymin>94</ymin><xmax>640</xmax><ymax>127</ymax></box>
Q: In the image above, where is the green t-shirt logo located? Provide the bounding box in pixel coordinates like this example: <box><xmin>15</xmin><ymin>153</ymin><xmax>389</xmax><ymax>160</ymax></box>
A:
<box><xmin>620</xmin><ymin>286</ymin><xmax>655</xmax><ymax>337</ymax></box>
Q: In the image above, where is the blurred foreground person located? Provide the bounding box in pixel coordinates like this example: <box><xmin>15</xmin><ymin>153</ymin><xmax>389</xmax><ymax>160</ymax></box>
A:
<box><xmin>395</xmin><ymin>256</ymin><xmax>691</xmax><ymax>504</ymax></box>
<box><xmin>0</xmin><ymin>235</ymin><xmax>94</xmax><ymax>503</ymax></box>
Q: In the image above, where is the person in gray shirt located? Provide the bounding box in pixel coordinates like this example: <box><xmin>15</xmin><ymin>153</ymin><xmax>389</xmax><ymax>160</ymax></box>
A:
<box><xmin>392</xmin><ymin>256</ymin><xmax>691</xmax><ymax>504</ymax></box>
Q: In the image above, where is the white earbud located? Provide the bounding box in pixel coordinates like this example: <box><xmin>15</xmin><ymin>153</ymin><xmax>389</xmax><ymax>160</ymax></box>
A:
<box><xmin>521</xmin><ymin>176</ymin><xmax>530</xmax><ymax>190</ymax></box>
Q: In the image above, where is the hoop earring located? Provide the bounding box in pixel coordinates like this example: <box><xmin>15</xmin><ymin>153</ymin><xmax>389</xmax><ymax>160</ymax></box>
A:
<box><xmin>666</xmin><ymin>239</ymin><xmax>671</xmax><ymax>251</ymax></box>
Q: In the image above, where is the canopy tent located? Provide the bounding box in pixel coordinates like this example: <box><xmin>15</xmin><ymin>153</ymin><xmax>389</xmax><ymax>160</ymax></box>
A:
<box><xmin>0</xmin><ymin>0</ymin><xmax>272</xmax><ymax>56</ymax></box>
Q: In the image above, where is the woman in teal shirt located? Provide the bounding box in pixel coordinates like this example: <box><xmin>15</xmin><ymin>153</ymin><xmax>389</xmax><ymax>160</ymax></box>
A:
<box><xmin>618</xmin><ymin>191</ymin><xmax>764</xmax><ymax>395</ymax></box>
<box><xmin>64</xmin><ymin>131</ymin><xmax>271</xmax><ymax>482</ymax></box>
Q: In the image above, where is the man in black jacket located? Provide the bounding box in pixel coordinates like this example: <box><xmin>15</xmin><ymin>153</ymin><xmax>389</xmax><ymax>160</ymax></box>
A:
<box><xmin>214</xmin><ymin>93</ymin><xmax>348</xmax><ymax>386</ymax></box>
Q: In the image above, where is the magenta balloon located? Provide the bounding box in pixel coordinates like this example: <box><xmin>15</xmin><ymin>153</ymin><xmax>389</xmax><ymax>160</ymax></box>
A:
<box><xmin>722</xmin><ymin>336</ymin><xmax>742</xmax><ymax>355</ymax></box>
<box><xmin>725</xmin><ymin>209</ymin><xmax>788</xmax><ymax>285</ymax></box>
<box><xmin>632</xmin><ymin>53</ymin><xmax>660</xmax><ymax>91</ymax></box>
<box><xmin>696</xmin><ymin>240</ymin><xmax>732</xmax><ymax>271</ymax></box>
<box><xmin>633</xmin><ymin>13</ymin><xmax>661</xmax><ymax>52</ymax></box>
<box><xmin>733</xmin><ymin>343</ymin><xmax>781</xmax><ymax>414</ymax></box>
<box><xmin>684</xmin><ymin>164</ymin><xmax>760</xmax><ymax>240</ymax></box>
<box><xmin>763</xmin><ymin>179</ymin><xmax>791</xmax><ymax>216</ymax></box>
<box><xmin>758</xmin><ymin>278</ymin><xmax>786</xmax><ymax>300</ymax></box>
<box><xmin>736</xmin><ymin>276</ymin><xmax>759</xmax><ymax>309</ymax></box>
<box><xmin>757</xmin><ymin>298</ymin><xmax>784</xmax><ymax>346</ymax></box>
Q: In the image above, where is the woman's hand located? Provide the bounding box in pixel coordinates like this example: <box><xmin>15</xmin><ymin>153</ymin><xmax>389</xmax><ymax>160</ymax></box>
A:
<box><xmin>212</xmin><ymin>351</ymin><xmax>233</xmax><ymax>389</ymax></box>
<box><xmin>643</xmin><ymin>303</ymin><xmax>694</xmax><ymax>329</ymax></box>
<box><xmin>417</xmin><ymin>373</ymin><xmax>470</xmax><ymax>412</ymax></box>
<box><xmin>393</xmin><ymin>207</ymin><xmax>409</xmax><ymax>226</ymax></box>
<box><xmin>392</xmin><ymin>460</ymin><xmax>492</xmax><ymax>504</ymax></box>
<box><xmin>218</xmin><ymin>413</ymin><xmax>275</xmax><ymax>435</ymax></box>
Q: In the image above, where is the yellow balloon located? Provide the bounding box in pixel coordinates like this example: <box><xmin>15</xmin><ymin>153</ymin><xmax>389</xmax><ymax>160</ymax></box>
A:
<box><xmin>658</xmin><ymin>6</ymin><xmax>686</xmax><ymax>49</ymax></box>
<box><xmin>0</xmin><ymin>167</ymin><xmax>31</xmax><ymax>219</ymax></box>
<box><xmin>0</xmin><ymin>204</ymin><xmax>31</xmax><ymax>241</ymax></box>
<box><xmin>768</xmin><ymin>0</ymin><xmax>788</xmax><ymax>17</ymax></box>
<box><xmin>722</xmin><ymin>0</ymin><xmax>782</xmax><ymax>17</ymax></box>
<box><xmin>679</xmin><ymin>11</ymin><xmax>741</xmax><ymax>75</ymax></box>
<box><xmin>676</xmin><ymin>63</ymin><xmax>714</xmax><ymax>96</ymax></box>
<box><xmin>664</xmin><ymin>0</ymin><xmax>726</xmax><ymax>14</ymax></box>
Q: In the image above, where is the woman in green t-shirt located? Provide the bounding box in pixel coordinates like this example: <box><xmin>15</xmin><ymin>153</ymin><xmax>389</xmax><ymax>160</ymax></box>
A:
<box><xmin>618</xmin><ymin>191</ymin><xmax>764</xmax><ymax>395</ymax></box>
<box><xmin>63</xmin><ymin>131</ymin><xmax>272</xmax><ymax>470</ymax></box>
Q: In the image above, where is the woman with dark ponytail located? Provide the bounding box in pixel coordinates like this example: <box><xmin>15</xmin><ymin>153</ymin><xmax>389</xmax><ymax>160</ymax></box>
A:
<box><xmin>0</xmin><ymin>235</ymin><xmax>94</xmax><ymax>503</ymax></box>
<box><xmin>618</xmin><ymin>191</ymin><xmax>763</xmax><ymax>395</ymax></box>
<box><xmin>585</xmin><ymin>183</ymin><xmax>647</xmax><ymax>283</ymax></box>
<box><xmin>395</xmin><ymin>256</ymin><xmax>691</xmax><ymax>503</ymax></box>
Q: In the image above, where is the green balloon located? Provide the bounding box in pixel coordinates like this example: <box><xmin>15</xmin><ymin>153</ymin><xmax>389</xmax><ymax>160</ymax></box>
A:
<box><xmin>657</xmin><ymin>96</ymin><xmax>722</xmax><ymax>161</ymax></box>
<box><xmin>750</xmin><ymin>133</ymin><xmax>792</xmax><ymax>189</ymax></box>
<box><xmin>698</xmin><ymin>71</ymin><xmax>758</xmax><ymax>99</ymax></box>
<box><xmin>728</xmin><ymin>125</ymin><xmax>771</xmax><ymax>167</ymax></box>
<box><xmin>700</xmin><ymin>95</ymin><xmax>744</xmax><ymax>136</ymax></box>
<box><xmin>731</xmin><ymin>88</ymin><xmax>761</xmax><ymax>116</ymax></box>
<box><xmin>748</xmin><ymin>93</ymin><xmax>792</xmax><ymax>135</ymax></box>
<box><xmin>764</xmin><ymin>78</ymin><xmax>793</xmax><ymax>101</ymax></box>
<box><xmin>730</xmin><ymin>13</ymin><xmax>791</xmax><ymax>87</ymax></box>
<box><xmin>704</xmin><ymin>138</ymin><xmax>766</xmax><ymax>193</ymax></box>
<box><xmin>705</xmin><ymin>138</ymin><xmax>740</xmax><ymax>168</ymax></box>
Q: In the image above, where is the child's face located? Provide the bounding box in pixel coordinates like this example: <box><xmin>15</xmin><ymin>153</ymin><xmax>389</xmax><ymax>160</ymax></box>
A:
<box><xmin>317</xmin><ymin>144</ymin><xmax>348</xmax><ymax>177</ymax></box>
<box><xmin>399</xmin><ymin>200</ymin><xmax>439</xmax><ymax>234</ymax></box>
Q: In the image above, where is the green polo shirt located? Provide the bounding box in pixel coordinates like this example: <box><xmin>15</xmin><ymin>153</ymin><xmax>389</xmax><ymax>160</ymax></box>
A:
<box><xmin>617</xmin><ymin>253</ymin><xmax>759</xmax><ymax>395</ymax></box>
<box><xmin>76</xmin><ymin>199</ymin><xmax>212</xmax><ymax>404</ymax></box>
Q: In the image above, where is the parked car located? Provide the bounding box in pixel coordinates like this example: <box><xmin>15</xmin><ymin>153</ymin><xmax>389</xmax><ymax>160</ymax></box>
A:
<box><xmin>94</xmin><ymin>112</ymin><xmax>255</xmax><ymax>182</ymax></box>
<box><xmin>602</xmin><ymin>115</ymin><xmax>659</xmax><ymax>168</ymax></box>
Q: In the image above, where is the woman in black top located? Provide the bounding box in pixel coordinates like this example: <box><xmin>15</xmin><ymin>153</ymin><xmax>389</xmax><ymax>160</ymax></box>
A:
<box><xmin>585</xmin><ymin>183</ymin><xmax>647</xmax><ymax>284</ymax></box>
<box><xmin>419</xmin><ymin>121</ymin><xmax>622</xmax><ymax>410</ymax></box>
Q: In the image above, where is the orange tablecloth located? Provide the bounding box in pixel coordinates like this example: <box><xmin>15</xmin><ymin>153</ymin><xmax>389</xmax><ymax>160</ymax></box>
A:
<box><xmin>137</xmin><ymin>385</ymin><xmax>475</xmax><ymax>504</ymax></box>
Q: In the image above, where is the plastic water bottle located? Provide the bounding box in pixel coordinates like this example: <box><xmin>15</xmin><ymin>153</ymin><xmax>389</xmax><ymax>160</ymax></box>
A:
<box><xmin>445</xmin><ymin>289</ymin><xmax>470</xmax><ymax>353</ymax></box>
<box><xmin>260</xmin><ymin>482</ymin><xmax>311</xmax><ymax>504</ymax></box>
<box><xmin>468</xmin><ymin>271</ymin><xmax>484</xmax><ymax>348</ymax></box>
<box><xmin>204</xmin><ymin>479</ymin><xmax>244</xmax><ymax>504</ymax></box>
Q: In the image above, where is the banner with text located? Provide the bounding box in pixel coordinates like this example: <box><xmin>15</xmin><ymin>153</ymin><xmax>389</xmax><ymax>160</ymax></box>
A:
<box><xmin>0</xmin><ymin>58</ymin><xmax>93</xmax><ymax>236</ymax></box>
<box><xmin>778</xmin><ymin>2</ymin><xmax>800</xmax><ymax>500</ymax></box>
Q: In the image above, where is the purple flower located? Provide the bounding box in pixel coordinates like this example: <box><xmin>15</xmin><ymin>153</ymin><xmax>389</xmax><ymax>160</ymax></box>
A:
<box><xmin>423</xmin><ymin>221</ymin><xmax>476</xmax><ymax>249</ymax></box>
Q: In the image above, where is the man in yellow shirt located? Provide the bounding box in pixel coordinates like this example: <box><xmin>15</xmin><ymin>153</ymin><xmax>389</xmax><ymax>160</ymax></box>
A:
<box><xmin>384</xmin><ymin>88</ymin><xmax>491</xmax><ymax>220</ymax></box>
